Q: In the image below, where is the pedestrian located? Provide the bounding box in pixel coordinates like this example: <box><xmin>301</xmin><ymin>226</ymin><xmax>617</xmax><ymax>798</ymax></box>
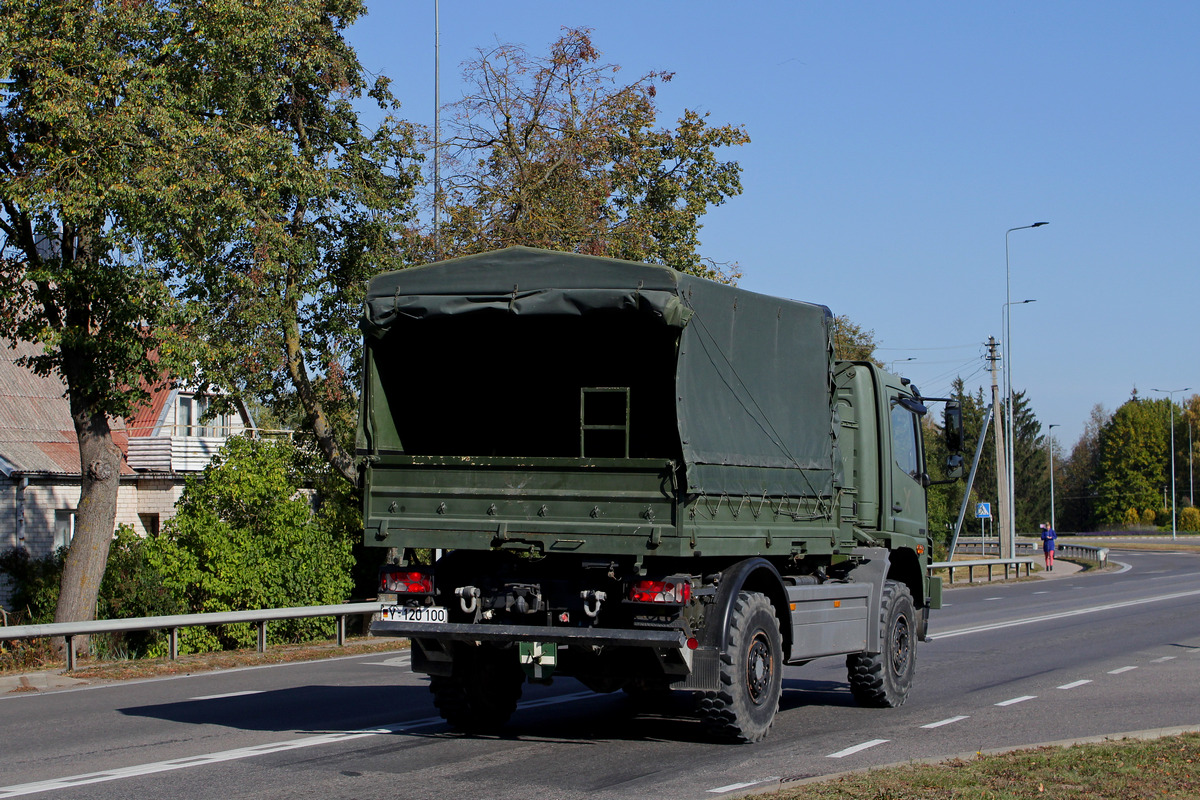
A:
<box><xmin>1039</xmin><ymin>522</ymin><xmax>1056</xmax><ymax>571</ymax></box>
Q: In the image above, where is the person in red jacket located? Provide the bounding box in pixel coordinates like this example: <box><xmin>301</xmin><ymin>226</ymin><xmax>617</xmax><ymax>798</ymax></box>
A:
<box><xmin>1039</xmin><ymin>522</ymin><xmax>1057</xmax><ymax>571</ymax></box>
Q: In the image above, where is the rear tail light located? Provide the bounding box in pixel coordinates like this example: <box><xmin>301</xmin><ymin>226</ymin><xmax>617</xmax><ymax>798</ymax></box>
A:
<box><xmin>379</xmin><ymin>568</ymin><xmax>433</xmax><ymax>595</ymax></box>
<box><xmin>629</xmin><ymin>578</ymin><xmax>692</xmax><ymax>605</ymax></box>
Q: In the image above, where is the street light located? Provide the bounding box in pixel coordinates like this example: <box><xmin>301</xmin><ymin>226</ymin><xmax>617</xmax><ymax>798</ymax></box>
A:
<box><xmin>1047</xmin><ymin>423</ymin><xmax>1059</xmax><ymax>532</ymax></box>
<box><xmin>889</xmin><ymin>357</ymin><xmax>916</xmax><ymax>372</ymax></box>
<box><xmin>1151</xmin><ymin>387</ymin><xmax>1191</xmax><ymax>540</ymax></box>
<box><xmin>1003</xmin><ymin>221</ymin><xmax>1048</xmax><ymax>551</ymax></box>
<box><xmin>1000</xmin><ymin>297</ymin><xmax>1037</xmax><ymax>555</ymax></box>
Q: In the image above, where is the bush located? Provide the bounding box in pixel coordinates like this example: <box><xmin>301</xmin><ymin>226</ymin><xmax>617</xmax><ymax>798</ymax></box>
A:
<box><xmin>1180</xmin><ymin>506</ymin><xmax>1200</xmax><ymax>533</ymax></box>
<box><xmin>145</xmin><ymin>436</ymin><xmax>355</xmax><ymax>654</ymax></box>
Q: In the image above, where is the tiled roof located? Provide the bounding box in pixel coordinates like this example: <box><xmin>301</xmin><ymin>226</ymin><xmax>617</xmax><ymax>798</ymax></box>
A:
<box><xmin>0</xmin><ymin>341</ymin><xmax>134</xmax><ymax>475</ymax></box>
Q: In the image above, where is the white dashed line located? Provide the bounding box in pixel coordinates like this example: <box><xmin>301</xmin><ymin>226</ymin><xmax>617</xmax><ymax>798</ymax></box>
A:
<box><xmin>1057</xmin><ymin>680</ymin><xmax>1092</xmax><ymax>690</ymax></box>
<box><xmin>188</xmin><ymin>690</ymin><xmax>264</xmax><ymax>701</ymax></box>
<box><xmin>1108</xmin><ymin>666</ymin><xmax>1138</xmax><ymax>675</ymax></box>
<box><xmin>921</xmin><ymin>715</ymin><xmax>969</xmax><ymax>729</ymax></box>
<box><xmin>1152</xmin><ymin>656</ymin><xmax>1177</xmax><ymax>663</ymax></box>
<box><xmin>995</xmin><ymin>695</ymin><xmax>1036</xmax><ymax>707</ymax></box>
<box><xmin>827</xmin><ymin>739</ymin><xmax>889</xmax><ymax>758</ymax></box>
<box><xmin>707</xmin><ymin>777</ymin><xmax>780</xmax><ymax>794</ymax></box>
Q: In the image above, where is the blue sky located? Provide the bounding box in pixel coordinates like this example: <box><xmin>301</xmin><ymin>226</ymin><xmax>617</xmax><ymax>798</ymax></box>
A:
<box><xmin>348</xmin><ymin>2</ymin><xmax>1200</xmax><ymax>449</ymax></box>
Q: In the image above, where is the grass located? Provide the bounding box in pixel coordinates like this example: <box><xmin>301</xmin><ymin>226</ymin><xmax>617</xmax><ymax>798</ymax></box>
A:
<box><xmin>763</xmin><ymin>732</ymin><xmax>1200</xmax><ymax>799</ymax></box>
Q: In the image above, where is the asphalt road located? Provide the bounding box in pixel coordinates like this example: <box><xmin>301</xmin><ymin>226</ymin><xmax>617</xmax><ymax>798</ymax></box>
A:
<box><xmin>2</xmin><ymin>548</ymin><xmax>1199</xmax><ymax>800</ymax></box>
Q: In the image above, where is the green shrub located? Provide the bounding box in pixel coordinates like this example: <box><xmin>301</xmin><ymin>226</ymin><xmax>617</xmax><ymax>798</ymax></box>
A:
<box><xmin>1180</xmin><ymin>506</ymin><xmax>1200</xmax><ymax>533</ymax></box>
<box><xmin>145</xmin><ymin>436</ymin><xmax>355</xmax><ymax>654</ymax></box>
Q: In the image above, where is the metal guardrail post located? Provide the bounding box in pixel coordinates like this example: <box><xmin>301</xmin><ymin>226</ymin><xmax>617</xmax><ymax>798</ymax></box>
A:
<box><xmin>66</xmin><ymin>636</ymin><xmax>75</xmax><ymax>671</ymax></box>
<box><xmin>257</xmin><ymin>621</ymin><xmax>267</xmax><ymax>654</ymax></box>
<box><xmin>170</xmin><ymin>628</ymin><xmax>179</xmax><ymax>661</ymax></box>
<box><xmin>337</xmin><ymin>615</ymin><xmax>346</xmax><ymax>647</ymax></box>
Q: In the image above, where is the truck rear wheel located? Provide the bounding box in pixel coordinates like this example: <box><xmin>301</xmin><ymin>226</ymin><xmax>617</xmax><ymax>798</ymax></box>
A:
<box><xmin>697</xmin><ymin>591</ymin><xmax>783</xmax><ymax>743</ymax></box>
<box><xmin>430</xmin><ymin>643</ymin><xmax>525</xmax><ymax>733</ymax></box>
<box><xmin>846</xmin><ymin>579</ymin><xmax>915</xmax><ymax>708</ymax></box>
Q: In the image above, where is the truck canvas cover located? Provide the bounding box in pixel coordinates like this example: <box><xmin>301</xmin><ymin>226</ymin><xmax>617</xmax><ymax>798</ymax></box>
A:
<box><xmin>361</xmin><ymin>246</ymin><xmax>838</xmax><ymax>498</ymax></box>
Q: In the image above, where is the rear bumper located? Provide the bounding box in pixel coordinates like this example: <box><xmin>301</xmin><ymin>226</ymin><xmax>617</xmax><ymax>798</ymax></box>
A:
<box><xmin>371</xmin><ymin>619</ymin><xmax>687</xmax><ymax>649</ymax></box>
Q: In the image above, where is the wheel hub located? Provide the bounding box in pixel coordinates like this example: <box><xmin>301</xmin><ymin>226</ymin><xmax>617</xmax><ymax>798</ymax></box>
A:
<box><xmin>746</xmin><ymin>634</ymin><xmax>773</xmax><ymax>704</ymax></box>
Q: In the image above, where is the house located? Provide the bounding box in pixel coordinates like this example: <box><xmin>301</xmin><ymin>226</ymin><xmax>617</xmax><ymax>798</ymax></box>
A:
<box><xmin>0</xmin><ymin>340</ymin><xmax>255</xmax><ymax>607</ymax></box>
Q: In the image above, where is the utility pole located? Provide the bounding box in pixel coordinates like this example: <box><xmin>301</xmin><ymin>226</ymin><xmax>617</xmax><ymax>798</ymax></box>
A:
<box><xmin>988</xmin><ymin>337</ymin><xmax>1012</xmax><ymax>559</ymax></box>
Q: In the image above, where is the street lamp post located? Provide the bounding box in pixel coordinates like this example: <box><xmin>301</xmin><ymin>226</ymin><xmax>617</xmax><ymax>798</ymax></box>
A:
<box><xmin>1004</xmin><ymin>222</ymin><xmax>1048</xmax><ymax>553</ymax></box>
<box><xmin>1000</xmin><ymin>297</ymin><xmax>1037</xmax><ymax>555</ymax></box>
<box><xmin>889</xmin><ymin>357</ymin><xmax>916</xmax><ymax>372</ymax></box>
<box><xmin>1048</xmin><ymin>423</ymin><xmax>1059</xmax><ymax>532</ymax></box>
<box><xmin>1151</xmin><ymin>387</ymin><xmax>1192</xmax><ymax>541</ymax></box>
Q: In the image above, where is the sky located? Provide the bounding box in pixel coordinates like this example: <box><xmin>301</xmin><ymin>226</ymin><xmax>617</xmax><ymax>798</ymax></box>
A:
<box><xmin>347</xmin><ymin>2</ymin><xmax>1200</xmax><ymax>450</ymax></box>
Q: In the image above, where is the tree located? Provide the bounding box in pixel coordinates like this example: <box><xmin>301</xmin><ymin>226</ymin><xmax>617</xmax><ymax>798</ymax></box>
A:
<box><xmin>1010</xmin><ymin>389</ymin><xmax>1048</xmax><ymax>533</ymax></box>
<box><xmin>425</xmin><ymin>28</ymin><xmax>749</xmax><ymax>280</ymax></box>
<box><xmin>170</xmin><ymin>9</ymin><xmax>421</xmax><ymax>485</ymax></box>
<box><xmin>0</xmin><ymin>1</ymin><xmax>398</xmax><ymax>630</ymax></box>
<box><xmin>1057</xmin><ymin>404</ymin><xmax>1110</xmax><ymax>532</ymax></box>
<box><xmin>832</xmin><ymin>315</ymin><xmax>882</xmax><ymax>364</ymax></box>
<box><xmin>1094</xmin><ymin>390</ymin><xmax>1172</xmax><ymax>528</ymax></box>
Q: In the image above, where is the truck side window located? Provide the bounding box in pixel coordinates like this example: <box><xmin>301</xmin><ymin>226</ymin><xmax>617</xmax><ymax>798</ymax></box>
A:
<box><xmin>890</xmin><ymin>403</ymin><xmax>920</xmax><ymax>479</ymax></box>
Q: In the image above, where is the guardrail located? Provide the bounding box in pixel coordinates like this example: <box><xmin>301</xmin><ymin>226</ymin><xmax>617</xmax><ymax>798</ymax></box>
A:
<box><xmin>0</xmin><ymin>602</ymin><xmax>383</xmax><ymax>671</ymax></box>
<box><xmin>929</xmin><ymin>557</ymin><xmax>1038</xmax><ymax>584</ymax></box>
<box><xmin>956</xmin><ymin>538</ymin><xmax>1110</xmax><ymax>567</ymax></box>
<box><xmin>933</xmin><ymin>539</ymin><xmax>1110</xmax><ymax>585</ymax></box>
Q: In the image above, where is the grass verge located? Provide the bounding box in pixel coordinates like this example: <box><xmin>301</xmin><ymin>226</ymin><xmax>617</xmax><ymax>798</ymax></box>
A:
<box><xmin>762</xmin><ymin>732</ymin><xmax>1200</xmax><ymax>799</ymax></box>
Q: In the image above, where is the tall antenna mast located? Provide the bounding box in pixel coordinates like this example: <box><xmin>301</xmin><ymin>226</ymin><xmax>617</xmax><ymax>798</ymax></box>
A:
<box><xmin>433</xmin><ymin>0</ymin><xmax>441</xmax><ymax>260</ymax></box>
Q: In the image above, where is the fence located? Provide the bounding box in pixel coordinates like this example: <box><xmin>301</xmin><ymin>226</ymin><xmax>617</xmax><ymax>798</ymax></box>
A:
<box><xmin>0</xmin><ymin>602</ymin><xmax>382</xmax><ymax>671</ymax></box>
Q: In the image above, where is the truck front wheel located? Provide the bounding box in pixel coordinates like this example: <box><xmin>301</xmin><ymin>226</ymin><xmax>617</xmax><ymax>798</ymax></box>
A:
<box><xmin>697</xmin><ymin>591</ymin><xmax>783</xmax><ymax>743</ymax></box>
<box><xmin>846</xmin><ymin>579</ymin><xmax>915</xmax><ymax>708</ymax></box>
<box><xmin>430</xmin><ymin>643</ymin><xmax>525</xmax><ymax>733</ymax></box>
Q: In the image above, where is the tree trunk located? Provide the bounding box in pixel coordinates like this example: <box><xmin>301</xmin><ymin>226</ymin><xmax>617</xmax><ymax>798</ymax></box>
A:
<box><xmin>52</xmin><ymin>380</ymin><xmax>123</xmax><ymax>659</ymax></box>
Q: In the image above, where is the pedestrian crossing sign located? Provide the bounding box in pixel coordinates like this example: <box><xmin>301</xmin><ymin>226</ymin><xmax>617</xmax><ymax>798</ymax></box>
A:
<box><xmin>975</xmin><ymin>502</ymin><xmax>991</xmax><ymax>519</ymax></box>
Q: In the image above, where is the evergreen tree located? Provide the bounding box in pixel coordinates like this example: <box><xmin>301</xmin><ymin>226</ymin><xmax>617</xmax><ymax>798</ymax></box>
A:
<box><xmin>1095</xmin><ymin>391</ymin><xmax>1171</xmax><ymax>527</ymax></box>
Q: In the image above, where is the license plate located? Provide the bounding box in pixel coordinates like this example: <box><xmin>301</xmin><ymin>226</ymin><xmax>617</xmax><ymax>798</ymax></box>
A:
<box><xmin>380</xmin><ymin>604</ymin><xmax>447</xmax><ymax>624</ymax></box>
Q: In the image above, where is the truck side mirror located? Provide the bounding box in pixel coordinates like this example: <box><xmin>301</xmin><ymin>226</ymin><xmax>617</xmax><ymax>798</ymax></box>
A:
<box><xmin>943</xmin><ymin>401</ymin><xmax>963</xmax><ymax>453</ymax></box>
<box><xmin>944</xmin><ymin>453</ymin><xmax>964</xmax><ymax>480</ymax></box>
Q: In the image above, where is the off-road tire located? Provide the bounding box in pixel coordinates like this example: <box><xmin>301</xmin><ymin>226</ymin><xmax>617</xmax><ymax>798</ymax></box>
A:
<box><xmin>430</xmin><ymin>644</ymin><xmax>525</xmax><ymax>733</ymax></box>
<box><xmin>846</xmin><ymin>579</ymin><xmax>915</xmax><ymax>708</ymax></box>
<box><xmin>696</xmin><ymin>591</ymin><xmax>783</xmax><ymax>743</ymax></box>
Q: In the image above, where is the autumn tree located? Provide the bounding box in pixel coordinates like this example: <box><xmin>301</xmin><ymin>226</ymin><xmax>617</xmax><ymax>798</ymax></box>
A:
<box><xmin>832</xmin><ymin>315</ymin><xmax>883</xmax><ymax>364</ymax></box>
<box><xmin>0</xmin><ymin>1</ymin><xmax>404</xmax><ymax>629</ymax></box>
<box><xmin>424</xmin><ymin>27</ymin><xmax>749</xmax><ymax>280</ymax></box>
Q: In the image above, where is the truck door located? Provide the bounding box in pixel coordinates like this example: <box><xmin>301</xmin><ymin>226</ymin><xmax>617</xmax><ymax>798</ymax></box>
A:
<box><xmin>887</xmin><ymin>395</ymin><xmax>927</xmax><ymax>538</ymax></box>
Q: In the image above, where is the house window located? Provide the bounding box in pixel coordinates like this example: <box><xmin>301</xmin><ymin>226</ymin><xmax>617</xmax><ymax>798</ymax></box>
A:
<box><xmin>138</xmin><ymin>513</ymin><xmax>160</xmax><ymax>537</ymax></box>
<box><xmin>54</xmin><ymin>509</ymin><xmax>75</xmax><ymax>550</ymax></box>
<box><xmin>176</xmin><ymin>394</ymin><xmax>233</xmax><ymax>437</ymax></box>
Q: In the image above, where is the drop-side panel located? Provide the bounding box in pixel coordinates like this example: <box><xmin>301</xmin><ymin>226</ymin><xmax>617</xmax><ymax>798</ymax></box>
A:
<box><xmin>364</xmin><ymin>456</ymin><xmax>681</xmax><ymax>556</ymax></box>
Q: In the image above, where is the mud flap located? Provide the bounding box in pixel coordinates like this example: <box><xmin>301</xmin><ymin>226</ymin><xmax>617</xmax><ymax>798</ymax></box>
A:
<box><xmin>519</xmin><ymin>641</ymin><xmax>558</xmax><ymax>681</ymax></box>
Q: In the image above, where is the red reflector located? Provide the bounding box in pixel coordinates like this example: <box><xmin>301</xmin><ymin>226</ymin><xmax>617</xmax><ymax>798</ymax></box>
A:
<box><xmin>629</xmin><ymin>579</ymin><xmax>692</xmax><ymax>604</ymax></box>
<box><xmin>687</xmin><ymin>637</ymin><xmax>699</xmax><ymax>650</ymax></box>
<box><xmin>380</xmin><ymin>570</ymin><xmax>433</xmax><ymax>594</ymax></box>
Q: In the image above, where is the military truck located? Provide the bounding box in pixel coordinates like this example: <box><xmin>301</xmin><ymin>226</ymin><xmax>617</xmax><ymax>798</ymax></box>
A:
<box><xmin>359</xmin><ymin>246</ymin><xmax>962</xmax><ymax>743</ymax></box>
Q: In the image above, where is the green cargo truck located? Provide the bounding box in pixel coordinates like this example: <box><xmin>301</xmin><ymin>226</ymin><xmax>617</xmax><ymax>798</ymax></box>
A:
<box><xmin>359</xmin><ymin>246</ymin><xmax>962</xmax><ymax>743</ymax></box>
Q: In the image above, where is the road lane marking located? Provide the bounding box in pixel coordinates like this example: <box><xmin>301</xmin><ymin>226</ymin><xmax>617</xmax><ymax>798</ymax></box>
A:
<box><xmin>827</xmin><ymin>739</ymin><xmax>889</xmax><ymax>758</ymax></box>
<box><xmin>188</xmin><ymin>690</ymin><xmax>264</xmax><ymax>701</ymax></box>
<box><xmin>921</xmin><ymin>715</ymin><xmax>969</xmax><ymax>729</ymax></box>
<box><xmin>708</xmin><ymin>777</ymin><xmax>780</xmax><ymax>794</ymax></box>
<box><xmin>933</xmin><ymin>588</ymin><xmax>1200</xmax><ymax>640</ymax></box>
<box><xmin>995</xmin><ymin>696</ymin><xmax>1036</xmax><ymax>706</ymax></box>
<box><xmin>1108</xmin><ymin>666</ymin><xmax>1138</xmax><ymax>675</ymax></box>
<box><xmin>0</xmin><ymin>691</ymin><xmax>597</xmax><ymax>798</ymax></box>
<box><xmin>1152</xmin><ymin>656</ymin><xmax>1177</xmax><ymax>663</ymax></box>
<box><xmin>1057</xmin><ymin>680</ymin><xmax>1092</xmax><ymax>690</ymax></box>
